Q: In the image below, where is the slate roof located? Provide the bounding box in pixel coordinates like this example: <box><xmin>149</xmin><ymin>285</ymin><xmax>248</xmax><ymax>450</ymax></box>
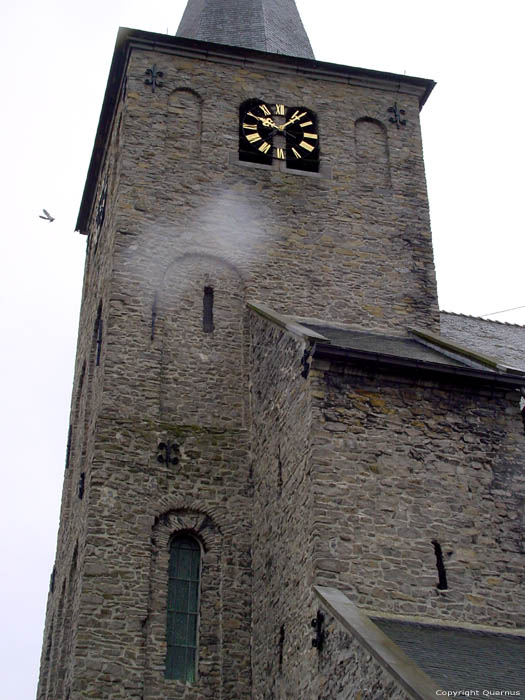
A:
<box><xmin>303</xmin><ymin>324</ymin><xmax>484</xmax><ymax>369</ymax></box>
<box><xmin>373</xmin><ymin>618</ymin><xmax>525</xmax><ymax>695</ymax></box>
<box><xmin>176</xmin><ymin>0</ymin><xmax>315</xmax><ymax>58</ymax></box>
<box><xmin>441</xmin><ymin>312</ymin><xmax>525</xmax><ymax>372</ymax></box>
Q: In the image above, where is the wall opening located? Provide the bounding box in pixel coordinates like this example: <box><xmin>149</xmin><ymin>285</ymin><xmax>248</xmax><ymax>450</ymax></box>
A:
<box><xmin>165</xmin><ymin>534</ymin><xmax>202</xmax><ymax>682</ymax></box>
<box><xmin>203</xmin><ymin>286</ymin><xmax>214</xmax><ymax>333</ymax></box>
<box><xmin>278</xmin><ymin>624</ymin><xmax>285</xmax><ymax>673</ymax></box>
<box><xmin>432</xmin><ymin>540</ymin><xmax>448</xmax><ymax>590</ymax></box>
<box><xmin>95</xmin><ymin>303</ymin><xmax>103</xmax><ymax>366</ymax></box>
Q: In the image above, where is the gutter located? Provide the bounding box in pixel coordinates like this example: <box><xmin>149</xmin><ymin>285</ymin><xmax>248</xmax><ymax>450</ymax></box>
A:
<box><xmin>313</xmin><ymin>342</ymin><xmax>525</xmax><ymax>389</ymax></box>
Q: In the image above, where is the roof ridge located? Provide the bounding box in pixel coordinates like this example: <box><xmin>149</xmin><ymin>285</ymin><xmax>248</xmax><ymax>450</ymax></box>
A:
<box><xmin>440</xmin><ymin>310</ymin><xmax>525</xmax><ymax>328</ymax></box>
<box><xmin>259</xmin><ymin>0</ymin><xmax>269</xmax><ymax>53</ymax></box>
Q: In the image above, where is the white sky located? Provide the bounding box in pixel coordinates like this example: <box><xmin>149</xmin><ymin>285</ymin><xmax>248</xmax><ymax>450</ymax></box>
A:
<box><xmin>1</xmin><ymin>1</ymin><xmax>524</xmax><ymax>696</ymax></box>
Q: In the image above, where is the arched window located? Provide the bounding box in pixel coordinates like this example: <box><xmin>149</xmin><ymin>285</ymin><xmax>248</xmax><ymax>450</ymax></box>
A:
<box><xmin>165</xmin><ymin>534</ymin><xmax>201</xmax><ymax>682</ymax></box>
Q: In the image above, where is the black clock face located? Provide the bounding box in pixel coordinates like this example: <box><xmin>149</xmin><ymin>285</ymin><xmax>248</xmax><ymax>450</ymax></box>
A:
<box><xmin>239</xmin><ymin>100</ymin><xmax>319</xmax><ymax>171</ymax></box>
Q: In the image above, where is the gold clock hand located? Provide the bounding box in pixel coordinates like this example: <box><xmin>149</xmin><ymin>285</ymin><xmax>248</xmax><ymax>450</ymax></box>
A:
<box><xmin>247</xmin><ymin>112</ymin><xmax>278</xmax><ymax>129</ymax></box>
<box><xmin>279</xmin><ymin>111</ymin><xmax>308</xmax><ymax>130</ymax></box>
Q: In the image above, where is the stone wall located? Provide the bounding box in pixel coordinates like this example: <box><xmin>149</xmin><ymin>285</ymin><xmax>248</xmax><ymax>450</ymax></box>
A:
<box><xmin>310</xmin><ymin>358</ymin><xmax>525</xmax><ymax>628</ymax></box>
<box><xmin>36</xmin><ymin>94</ymin><xmax>126</xmax><ymax>700</ymax></box>
<box><xmin>39</xmin><ymin>31</ymin><xmax>441</xmax><ymax>698</ymax></box>
<box><xmin>318</xmin><ymin>612</ymin><xmax>411</xmax><ymax>700</ymax></box>
<box><xmin>114</xmin><ymin>43</ymin><xmax>439</xmax><ymax>333</ymax></box>
<box><xmin>250</xmin><ymin>311</ymin><xmax>318</xmax><ymax>699</ymax></box>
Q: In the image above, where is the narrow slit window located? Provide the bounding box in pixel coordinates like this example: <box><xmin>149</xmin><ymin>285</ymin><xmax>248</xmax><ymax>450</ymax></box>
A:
<box><xmin>165</xmin><ymin>535</ymin><xmax>201</xmax><ymax>682</ymax></box>
<box><xmin>203</xmin><ymin>287</ymin><xmax>214</xmax><ymax>333</ymax></box>
<box><xmin>432</xmin><ymin>540</ymin><xmax>448</xmax><ymax>590</ymax></box>
<box><xmin>95</xmin><ymin>306</ymin><xmax>103</xmax><ymax>366</ymax></box>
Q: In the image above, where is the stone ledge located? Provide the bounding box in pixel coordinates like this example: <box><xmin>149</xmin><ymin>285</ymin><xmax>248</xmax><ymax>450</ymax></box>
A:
<box><xmin>228</xmin><ymin>152</ymin><xmax>333</xmax><ymax>179</ymax></box>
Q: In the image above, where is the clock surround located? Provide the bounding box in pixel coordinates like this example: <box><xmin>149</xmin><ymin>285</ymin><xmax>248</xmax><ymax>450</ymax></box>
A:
<box><xmin>239</xmin><ymin>99</ymin><xmax>320</xmax><ymax>173</ymax></box>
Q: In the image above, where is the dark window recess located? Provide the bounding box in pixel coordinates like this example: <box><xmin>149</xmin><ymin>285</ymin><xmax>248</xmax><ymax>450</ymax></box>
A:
<box><xmin>78</xmin><ymin>473</ymin><xmax>85</xmax><ymax>500</ymax></box>
<box><xmin>65</xmin><ymin>425</ymin><xmax>72</xmax><ymax>469</ymax></box>
<box><xmin>278</xmin><ymin>625</ymin><xmax>285</xmax><ymax>672</ymax></box>
<box><xmin>277</xmin><ymin>446</ymin><xmax>283</xmax><ymax>495</ymax></box>
<box><xmin>95</xmin><ymin>305</ymin><xmax>103</xmax><ymax>366</ymax></box>
<box><xmin>432</xmin><ymin>540</ymin><xmax>448</xmax><ymax>590</ymax></box>
<box><xmin>203</xmin><ymin>287</ymin><xmax>214</xmax><ymax>333</ymax></box>
<box><xmin>239</xmin><ymin>98</ymin><xmax>273</xmax><ymax>166</ymax></box>
<box><xmin>50</xmin><ymin>566</ymin><xmax>56</xmax><ymax>593</ymax></box>
<box><xmin>165</xmin><ymin>535</ymin><xmax>201</xmax><ymax>682</ymax></box>
<box><xmin>285</xmin><ymin>106</ymin><xmax>319</xmax><ymax>174</ymax></box>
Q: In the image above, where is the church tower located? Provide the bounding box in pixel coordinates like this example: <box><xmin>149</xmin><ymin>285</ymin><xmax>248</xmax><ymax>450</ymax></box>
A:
<box><xmin>39</xmin><ymin>1</ymin><xmax>524</xmax><ymax>698</ymax></box>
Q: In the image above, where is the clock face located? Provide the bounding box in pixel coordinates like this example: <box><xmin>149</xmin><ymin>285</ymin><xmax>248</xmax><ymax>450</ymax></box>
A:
<box><xmin>239</xmin><ymin>100</ymin><xmax>319</xmax><ymax>171</ymax></box>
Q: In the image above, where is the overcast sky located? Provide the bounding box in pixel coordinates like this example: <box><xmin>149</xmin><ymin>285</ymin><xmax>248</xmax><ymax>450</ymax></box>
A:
<box><xmin>1</xmin><ymin>1</ymin><xmax>524</xmax><ymax>697</ymax></box>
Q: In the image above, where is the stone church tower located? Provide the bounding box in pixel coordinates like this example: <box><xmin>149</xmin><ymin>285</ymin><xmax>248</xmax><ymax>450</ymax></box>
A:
<box><xmin>37</xmin><ymin>1</ymin><xmax>525</xmax><ymax>698</ymax></box>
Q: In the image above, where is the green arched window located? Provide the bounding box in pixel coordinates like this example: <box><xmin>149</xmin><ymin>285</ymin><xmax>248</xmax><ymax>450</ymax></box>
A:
<box><xmin>165</xmin><ymin>534</ymin><xmax>201</xmax><ymax>682</ymax></box>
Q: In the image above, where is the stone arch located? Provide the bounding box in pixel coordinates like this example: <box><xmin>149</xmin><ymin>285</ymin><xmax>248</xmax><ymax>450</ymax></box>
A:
<box><xmin>143</xmin><ymin>507</ymin><xmax>223</xmax><ymax>698</ymax></box>
<box><xmin>154</xmin><ymin>497</ymin><xmax>232</xmax><ymax>536</ymax></box>
<box><xmin>355</xmin><ymin>117</ymin><xmax>391</xmax><ymax>188</ymax></box>
<box><xmin>158</xmin><ymin>253</ymin><xmax>248</xmax><ymax>428</ymax></box>
<box><xmin>166</xmin><ymin>87</ymin><xmax>203</xmax><ymax>158</ymax></box>
<box><xmin>152</xmin><ymin>507</ymin><xmax>222</xmax><ymax>553</ymax></box>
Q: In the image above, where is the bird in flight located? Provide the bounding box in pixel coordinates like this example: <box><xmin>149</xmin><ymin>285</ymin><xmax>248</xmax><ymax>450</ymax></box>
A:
<box><xmin>39</xmin><ymin>209</ymin><xmax>55</xmax><ymax>222</ymax></box>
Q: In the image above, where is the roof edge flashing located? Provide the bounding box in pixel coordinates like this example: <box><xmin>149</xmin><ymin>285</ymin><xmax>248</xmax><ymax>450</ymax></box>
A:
<box><xmin>247</xmin><ymin>301</ymin><xmax>330</xmax><ymax>343</ymax></box>
<box><xmin>410</xmin><ymin>327</ymin><xmax>525</xmax><ymax>376</ymax></box>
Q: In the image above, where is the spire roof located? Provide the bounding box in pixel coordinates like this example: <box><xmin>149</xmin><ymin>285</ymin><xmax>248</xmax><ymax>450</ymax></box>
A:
<box><xmin>176</xmin><ymin>0</ymin><xmax>315</xmax><ymax>59</ymax></box>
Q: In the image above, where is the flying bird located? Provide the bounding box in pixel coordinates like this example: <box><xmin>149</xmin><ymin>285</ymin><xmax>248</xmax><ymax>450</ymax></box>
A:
<box><xmin>39</xmin><ymin>209</ymin><xmax>55</xmax><ymax>222</ymax></box>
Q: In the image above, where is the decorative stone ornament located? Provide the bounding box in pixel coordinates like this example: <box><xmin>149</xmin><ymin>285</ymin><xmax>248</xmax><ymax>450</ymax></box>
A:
<box><xmin>387</xmin><ymin>102</ymin><xmax>407</xmax><ymax>128</ymax></box>
<box><xmin>144</xmin><ymin>64</ymin><xmax>164</xmax><ymax>92</ymax></box>
<box><xmin>157</xmin><ymin>440</ymin><xmax>180</xmax><ymax>466</ymax></box>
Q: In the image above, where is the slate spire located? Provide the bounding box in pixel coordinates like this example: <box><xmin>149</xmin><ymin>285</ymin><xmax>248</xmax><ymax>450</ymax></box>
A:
<box><xmin>176</xmin><ymin>0</ymin><xmax>315</xmax><ymax>59</ymax></box>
